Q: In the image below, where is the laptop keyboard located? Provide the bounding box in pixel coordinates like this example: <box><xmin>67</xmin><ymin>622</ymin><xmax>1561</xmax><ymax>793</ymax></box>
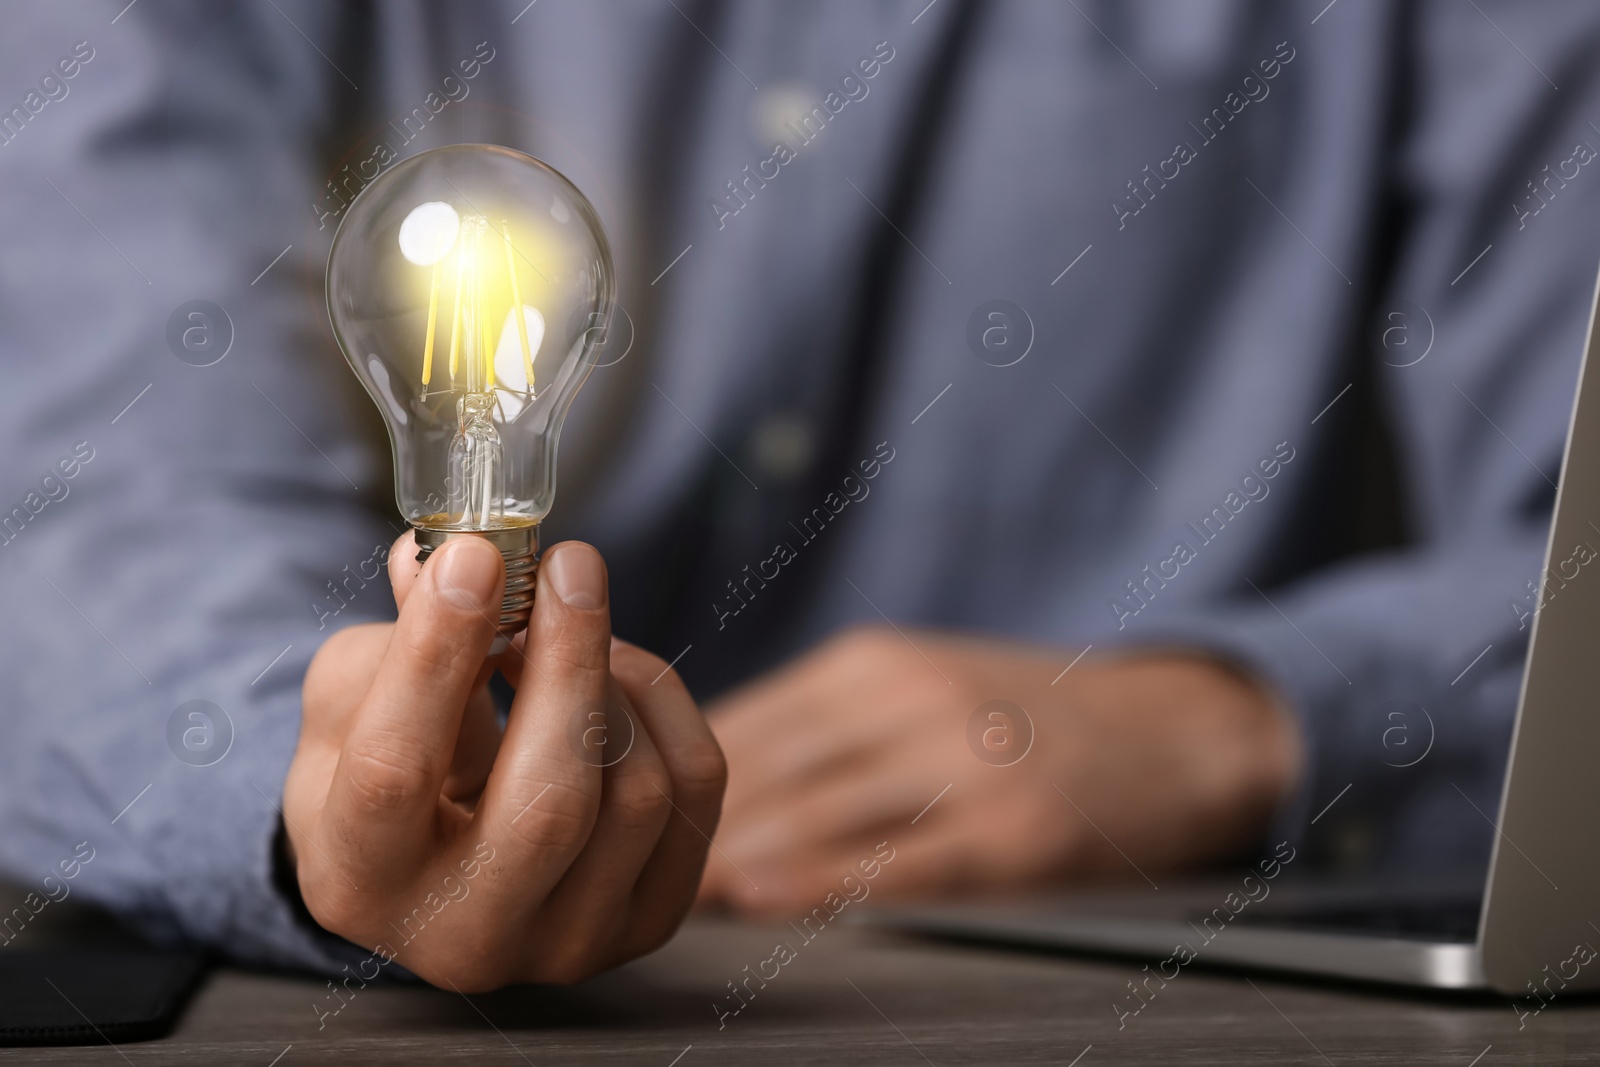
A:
<box><xmin>1221</xmin><ymin>896</ymin><xmax>1481</xmax><ymax>943</ymax></box>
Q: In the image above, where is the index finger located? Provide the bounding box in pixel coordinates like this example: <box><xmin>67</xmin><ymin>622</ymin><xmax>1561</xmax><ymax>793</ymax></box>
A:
<box><xmin>387</xmin><ymin>529</ymin><xmax>423</xmax><ymax>610</ymax></box>
<box><xmin>324</xmin><ymin>537</ymin><xmax>503</xmax><ymax>876</ymax></box>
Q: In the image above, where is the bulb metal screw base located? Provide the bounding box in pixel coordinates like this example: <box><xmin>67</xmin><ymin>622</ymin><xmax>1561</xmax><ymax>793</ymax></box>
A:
<box><xmin>413</xmin><ymin>523</ymin><xmax>539</xmax><ymax>655</ymax></box>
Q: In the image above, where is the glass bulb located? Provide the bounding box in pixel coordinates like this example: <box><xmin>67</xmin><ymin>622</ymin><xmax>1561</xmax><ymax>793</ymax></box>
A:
<box><xmin>327</xmin><ymin>144</ymin><xmax>615</xmax><ymax>641</ymax></box>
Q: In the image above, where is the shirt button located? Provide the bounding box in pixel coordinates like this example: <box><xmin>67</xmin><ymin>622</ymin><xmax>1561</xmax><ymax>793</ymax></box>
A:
<box><xmin>750</xmin><ymin>413</ymin><xmax>815</xmax><ymax>480</ymax></box>
<box><xmin>751</xmin><ymin>83</ymin><xmax>820</xmax><ymax>144</ymax></box>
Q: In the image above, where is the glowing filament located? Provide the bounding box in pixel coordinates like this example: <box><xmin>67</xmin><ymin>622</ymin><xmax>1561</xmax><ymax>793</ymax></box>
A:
<box><xmin>421</xmin><ymin>262</ymin><xmax>440</xmax><ymax>386</ymax></box>
<box><xmin>502</xmin><ymin>222</ymin><xmax>535</xmax><ymax>390</ymax></box>
<box><xmin>447</xmin><ymin>240</ymin><xmax>465</xmax><ymax>382</ymax></box>
<box><xmin>476</xmin><ymin>220</ymin><xmax>493</xmax><ymax>391</ymax></box>
<box><xmin>421</xmin><ymin>212</ymin><xmax>535</xmax><ymax>398</ymax></box>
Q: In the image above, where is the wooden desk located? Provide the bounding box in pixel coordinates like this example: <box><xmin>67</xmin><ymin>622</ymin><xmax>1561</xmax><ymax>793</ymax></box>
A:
<box><xmin>6</xmin><ymin>917</ymin><xmax>1596</xmax><ymax>1065</ymax></box>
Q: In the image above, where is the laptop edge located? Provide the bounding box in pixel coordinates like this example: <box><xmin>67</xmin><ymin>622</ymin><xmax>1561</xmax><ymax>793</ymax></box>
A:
<box><xmin>866</xmin><ymin>260</ymin><xmax>1600</xmax><ymax>996</ymax></box>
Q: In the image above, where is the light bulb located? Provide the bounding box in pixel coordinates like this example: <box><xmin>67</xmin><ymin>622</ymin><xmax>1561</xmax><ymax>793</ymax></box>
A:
<box><xmin>327</xmin><ymin>144</ymin><xmax>615</xmax><ymax>646</ymax></box>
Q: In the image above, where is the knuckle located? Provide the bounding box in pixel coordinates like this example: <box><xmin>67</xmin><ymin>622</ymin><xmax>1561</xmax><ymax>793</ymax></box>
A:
<box><xmin>312</xmin><ymin>625</ymin><xmax>369</xmax><ymax>663</ymax></box>
<box><xmin>531</xmin><ymin>939</ymin><xmax>610</xmax><ymax>986</ymax></box>
<box><xmin>672</xmin><ymin>739</ymin><xmax>728</xmax><ymax>801</ymax></box>
<box><xmin>503</xmin><ymin>780</ymin><xmax>595</xmax><ymax>853</ymax></box>
<box><xmin>628</xmin><ymin>915</ymin><xmax>685</xmax><ymax>959</ymax></box>
<box><xmin>412</xmin><ymin>950</ymin><xmax>508</xmax><ymax>993</ymax></box>
<box><xmin>303</xmin><ymin>625</ymin><xmax>387</xmax><ymax>706</ymax></box>
<box><xmin>841</xmin><ymin>622</ymin><xmax>895</xmax><ymax>648</ymax></box>
<box><xmin>396</xmin><ymin>618</ymin><xmax>477</xmax><ymax>679</ymax></box>
<box><xmin>299</xmin><ymin>871</ymin><xmax>366</xmax><ymax>938</ymax></box>
<box><xmin>825</xmin><ymin>624</ymin><xmax>900</xmax><ymax>667</ymax></box>
<box><xmin>539</xmin><ymin>625</ymin><xmax>610</xmax><ymax>677</ymax></box>
<box><xmin>341</xmin><ymin>741</ymin><xmax>433</xmax><ymax>815</ymax></box>
<box><xmin>605</xmin><ymin>766</ymin><xmax>673</xmax><ymax>830</ymax></box>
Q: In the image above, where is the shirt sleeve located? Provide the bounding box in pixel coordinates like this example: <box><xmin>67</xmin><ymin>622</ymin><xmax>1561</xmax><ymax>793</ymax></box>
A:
<box><xmin>0</xmin><ymin>1</ymin><xmax>390</xmax><ymax>971</ymax></box>
<box><xmin>1119</xmin><ymin>0</ymin><xmax>1600</xmax><ymax>872</ymax></box>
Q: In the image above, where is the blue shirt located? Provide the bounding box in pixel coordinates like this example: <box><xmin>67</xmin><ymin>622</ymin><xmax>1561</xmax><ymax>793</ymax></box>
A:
<box><xmin>1</xmin><ymin>0</ymin><xmax>1598</xmax><ymax>970</ymax></box>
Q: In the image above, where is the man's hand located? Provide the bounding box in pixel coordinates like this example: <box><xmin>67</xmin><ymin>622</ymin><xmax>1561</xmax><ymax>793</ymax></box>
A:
<box><xmin>697</xmin><ymin>627</ymin><xmax>1300</xmax><ymax>913</ymax></box>
<box><xmin>284</xmin><ymin>534</ymin><xmax>726</xmax><ymax>990</ymax></box>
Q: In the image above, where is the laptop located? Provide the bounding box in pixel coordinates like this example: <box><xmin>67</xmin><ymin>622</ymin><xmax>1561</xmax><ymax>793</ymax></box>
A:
<box><xmin>866</xmin><ymin>267</ymin><xmax>1600</xmax><ymax>997</ymax></box>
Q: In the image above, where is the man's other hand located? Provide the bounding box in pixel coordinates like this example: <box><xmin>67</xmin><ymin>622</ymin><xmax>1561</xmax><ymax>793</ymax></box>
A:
<box><xmin>698</xmin><ymin>628</ymin><xmax>1299</xmax><ymax>913</ymax></box>
<box><xmin>284</xmin><ymin>535</ymin><xmax>726</xmax><ymax>990</ymax></box>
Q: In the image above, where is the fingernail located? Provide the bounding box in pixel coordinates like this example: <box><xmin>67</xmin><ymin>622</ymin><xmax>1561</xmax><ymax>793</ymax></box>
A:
<box><xmin>433</xmin><ymin>539</ymin><xmax>501</xmax><ymax>611</ymax></box>
<box><xmin>545</xmin><ymin>543</ymin><xmax>607</xmax><ymax>609</ymax></box>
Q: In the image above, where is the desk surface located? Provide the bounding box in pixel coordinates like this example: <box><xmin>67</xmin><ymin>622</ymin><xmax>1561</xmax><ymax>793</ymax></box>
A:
<box><xmin>8</xmin><ymin>917</ymin><xmax>1598</xmax><ymax>1065</ymax></box>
